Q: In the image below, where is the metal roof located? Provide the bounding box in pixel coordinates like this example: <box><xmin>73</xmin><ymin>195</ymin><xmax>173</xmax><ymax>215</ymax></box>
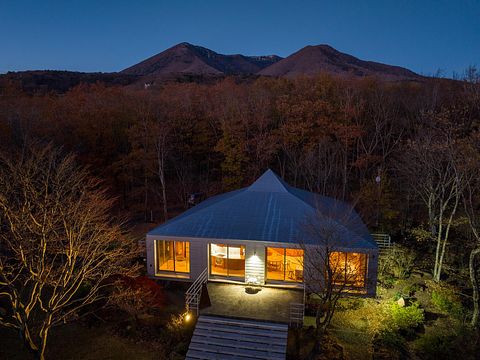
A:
<box><xmin>148</xmin><ymin>169</ymin><xmax>377</xmax><ymax>249</ymax></box>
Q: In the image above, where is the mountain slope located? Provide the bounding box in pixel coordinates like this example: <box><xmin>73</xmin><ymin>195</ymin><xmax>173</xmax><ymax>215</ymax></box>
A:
<box><xmin>258</xmin><ymin>44</ymin><xmax>420</xmax><ymax>80</ymax></box>
<box><xmin>121</xmin><ymin>42</ymin><xmax>282</xmax><ymax>77</ymax></box>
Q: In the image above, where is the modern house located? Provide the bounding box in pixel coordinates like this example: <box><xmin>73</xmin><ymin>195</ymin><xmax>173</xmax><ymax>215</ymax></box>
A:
<box><xmin>146</xmin><ymin>169</ymin><xmax>378</xmax><ymax>296</ymax></box>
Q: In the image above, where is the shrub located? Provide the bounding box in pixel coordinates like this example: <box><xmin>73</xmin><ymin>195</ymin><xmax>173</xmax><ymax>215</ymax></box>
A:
<box><xmin>380</xmin><ymin>244</ymin><xmax>416</xmax><ymax>280</ymax></box>
<box><xmin>427</xmin><ymin>281</ymin><xmax>464</xmax><ymax>318</ymax></box>
<box><xmin>374</xmin><ymin>330</ymin><xmax>408</xmax><ymax>359</ymax></box>
<box><xmin>390</xmin><ymin>302</ymin><xmax>424</xmax><ymax>336</ymax></box>
<box><xmin>414</xmin><ymin>322</ymin><xmax>479</xmax><ymax>360</ymax></box>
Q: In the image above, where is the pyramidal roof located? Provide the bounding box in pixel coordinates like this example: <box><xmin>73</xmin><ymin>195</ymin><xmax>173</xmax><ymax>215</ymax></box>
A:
<box><xmin>247</xmin><ymin>169</ymin><xmax>290</xmax><ymax>193</ymax></box>
<box><xmin>148</xmin><ymin>169</ymin><xmax>376</xmax><ymax>249</ymax></box>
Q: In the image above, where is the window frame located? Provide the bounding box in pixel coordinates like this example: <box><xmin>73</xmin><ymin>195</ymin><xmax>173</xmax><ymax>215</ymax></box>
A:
<box><xmin>155</xmin><ymin>240</ymin><xmax>190</xmax><ymax>274</ymax></box>
<box><xmin>266</xmin><ymin>246</ymin><xmax>304</xmax><ymax>283</ymax></box>
<box><xmin>209</xmin><ymin>243</ymin><xmax>246</xmax><ymax>279</ymax></box>
<box><xmin>329</xmin><ymin>251</ymin><xmax>368</xmax><ymax>289</ymax></box>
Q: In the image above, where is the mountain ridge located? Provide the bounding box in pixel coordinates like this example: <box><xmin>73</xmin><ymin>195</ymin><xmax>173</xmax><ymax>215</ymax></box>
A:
<box><xmin>121</xmin><ymin>42</ymin><xmax>282</xmax><ymax>77</ymax></box>
<box><xmin>121</xmin><ymin>42</ymin><xmax>421</xmax><ymax>81</ymax></box>
<box><xmin>257</xmin><ymin>44</ymin><xmax>420</xmax><ymax>80</ymax></box>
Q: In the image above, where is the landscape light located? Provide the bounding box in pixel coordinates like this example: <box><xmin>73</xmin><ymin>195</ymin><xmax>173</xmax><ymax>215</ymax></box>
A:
<box><xmin>185</xmin><ymin>312</ymin><xmax>192</xmax><ymax>322</ymax></box>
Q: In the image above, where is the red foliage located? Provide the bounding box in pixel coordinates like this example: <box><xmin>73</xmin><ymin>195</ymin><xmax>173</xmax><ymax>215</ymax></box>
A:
<box><xmin>118</xmin><ymin>275</ymin><xmax>166</xmax><ymax>309</ymax></box>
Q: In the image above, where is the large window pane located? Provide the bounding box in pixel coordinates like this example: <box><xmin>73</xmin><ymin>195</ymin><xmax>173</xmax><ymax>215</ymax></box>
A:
<box><xmin>210</xmin><ymin>244</ymin><xmax>228</xmax><ymax>276</ymax></box>
<box><xmin>329</xmin><ymin>251</ymin><xmax>345</xmax><ymax>284</ymax></box>
<box><xmin>346</xmin><ymin>252</ymin><xmax>367</xmax><ymax>287</ymax></box>
<box><xmin>174</xmin><ymin>241</ymin><xmax>190</xmax><ymax>273</ymax></box>
<box><xmin>157</xmin><ymin>240</ymin><xmax>174</xmax><ymax>271</ymax></box>
<box><xmin>156</xmin><ymin>240</ymin><xmax>190</xmax><ymax>273</ymax></box>
<box><xmin>266</xmin><ymin>247</ymin><xmax>285</xmax><ymax>281</ymax></box>
<box><xmin>228</xmin><ymin>245</ymin><xmax>245</xmax><ymax>277</ymax></box>
<box><xmin>329</xmin><ymin>252</ymin><xmax>367</xmax><ymax>288</ymax></box>
<box><xmin>210</xmin><ymin>244</ymin><xmax>245</xmax><ymax>278</ymax></box>
<box><xmin>285</xmin><ymin>249</ymin><xmax>304</xmax><ymax>282</ymax></box>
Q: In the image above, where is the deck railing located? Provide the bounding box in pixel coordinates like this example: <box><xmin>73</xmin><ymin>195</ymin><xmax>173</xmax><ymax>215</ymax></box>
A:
<box><xmin>289</xmin><ymin>284</ymin><xmax>306</xmax><ymax>328</ymax></box>
<box><xmin>371</xmin><ymin>233</ymin><xmax>392</xmax><ymax>254</ymax></box>
<box><xmin>185</xmin><ymin>267</ymin><xmax>208</xmax><ymax>315</ymax></box>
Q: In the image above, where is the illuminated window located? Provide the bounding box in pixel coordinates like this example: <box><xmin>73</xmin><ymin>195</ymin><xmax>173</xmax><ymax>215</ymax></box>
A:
<box><xmin>156</xmin><ymin>240</ymin><xmax>190</xmax><ymax>273</ymax></box>
<box><xmin>329</xmin><ymin>252</ymin><xmax>367</xmax><ymax>288</ymax></box>
<box><xmin>266</xmin><ymin>247</ymin><xmax>304</xmax><ymax>282</ymax></box>
<box><xmin>210</xmin><ymin>244</ymin><xmax>245</xmax><ymax>279</ymax></box>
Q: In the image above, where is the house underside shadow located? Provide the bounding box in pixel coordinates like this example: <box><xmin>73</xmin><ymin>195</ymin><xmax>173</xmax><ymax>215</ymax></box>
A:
<box><xmin>199</xmin><ymin>282</ymin><xmax>304</xmax><ymax>323</ymax></box>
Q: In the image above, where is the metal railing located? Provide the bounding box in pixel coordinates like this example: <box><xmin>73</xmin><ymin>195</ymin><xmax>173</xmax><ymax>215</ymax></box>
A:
<box><xmin>289</xmin><ymin>284</ymin><xmax>306</xmax><ymax>328</ymax></box>
<box><xmin>185</xmin><ymin>267</ymin><xmax>208</xmax><ymax>315</ymax></box>
<box><xmin>371</xmin><ymin>233</ymin><xmax>392</xmax><ymax>253</ymax></box>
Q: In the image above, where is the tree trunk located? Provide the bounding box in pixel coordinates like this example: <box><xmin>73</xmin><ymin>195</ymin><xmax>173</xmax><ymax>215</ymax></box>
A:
<box><xmin>435</xmin><ymin>194</ymin><xmax>459</xmax><ymax>282</ymax></box>
<box><xmin>20</xmin><ymin>325</ymin><xmax>40</xmax><ymax>359</ymax></box>
<box><xmin>470</xmin><ymin>247</ymin><xmax>480</xmax><ymax>327</ymax></box>
<box><xmin>433</xmin><ymin>210</ymin><xmax>444</xmax><ymax>281</ymax></box>
<box><xmin>156</xmin><ymin>140</ymin><xmax>168</xmax><ymax>221</ymax></box>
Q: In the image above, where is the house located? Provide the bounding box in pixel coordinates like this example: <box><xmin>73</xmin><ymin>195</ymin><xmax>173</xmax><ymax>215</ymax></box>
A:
<box><xmin>146</xmin><ymin>169</ymin><xmax>378</xmax><ymax>296</ymax></box>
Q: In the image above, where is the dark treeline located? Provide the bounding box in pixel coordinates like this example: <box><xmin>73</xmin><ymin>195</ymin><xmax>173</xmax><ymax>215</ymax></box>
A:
<box><xmin>0</xmin><ymin>73</ymin><xmax>478</xmax><ymax>238</ymax></box>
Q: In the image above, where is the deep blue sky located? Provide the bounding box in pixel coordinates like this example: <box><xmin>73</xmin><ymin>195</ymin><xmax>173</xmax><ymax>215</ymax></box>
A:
<box><xmin>1</xmin><ymin>0</ymin><xmax>478</xmax><ymax>76</ymax></box>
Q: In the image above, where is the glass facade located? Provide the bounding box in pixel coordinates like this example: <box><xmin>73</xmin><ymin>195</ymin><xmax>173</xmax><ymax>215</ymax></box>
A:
<box><xmin>156</xmin><ymin>240</ymin><xmax>190</xmax><ymax>273</ymax></box>
<box><xmin>210</xmin><ymin>244</ymin><xmax>245</xmax><ymax>279</ymax></box>
<box><xmin>266</xmin><ymin>247</ymin><xmax>304</xmax><ymax>282</ymax></box>
<box><xmin>329</xmin><ymin>252</ymin><xmax>367</xmax><ymax>288</ymax></box>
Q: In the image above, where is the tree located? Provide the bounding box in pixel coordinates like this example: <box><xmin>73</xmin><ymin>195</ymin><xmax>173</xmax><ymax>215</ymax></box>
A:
<box><xmin>300</xmin><ymin>202</ymin><xmax>370</xmax><ymax>357</ymax></box>
<box><xmin>461</xmin><ymin>133</ymin><xmax>480</xmax><ymax>327</ymax></box>
<box><xmin>0</xmin><ymin>144</ymin><xmax>139</xmax><ymax>359</ymax></box>
<box><xmin>397</xmin><ymin>118</ymin><xmax>466</xmax><ymax>282</ymax></box>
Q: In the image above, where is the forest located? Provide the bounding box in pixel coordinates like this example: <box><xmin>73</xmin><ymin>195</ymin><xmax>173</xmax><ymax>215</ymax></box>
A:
<box><xmin>1</xmin><ymin>70</ymin><xmax>480</xmax><ymax>359</ymax></box>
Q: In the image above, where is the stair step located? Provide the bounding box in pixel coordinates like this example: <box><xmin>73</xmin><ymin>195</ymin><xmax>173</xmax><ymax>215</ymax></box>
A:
<box><xmin>187</xmin><ymin>315</ymin><xmax>288</xmax><ymax>360</ymax></box>
<box><xmin>194</xmin><ymin>328</ymin><xmax>287</xmax><ymax>346</ymax></box>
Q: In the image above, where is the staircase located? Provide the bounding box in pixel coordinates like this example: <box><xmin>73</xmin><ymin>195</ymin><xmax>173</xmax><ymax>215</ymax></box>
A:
<box><xmin>186</xmin><ymin>268</ymin><xmax>208</xmax><ymax>315</ymax></box>
<box><xmin>372</xmin><ymin>233</ymin><xmax>392</xmax><ymax>254</ymax></box>
<box><xmin>186</xmin><ymin>315</ymin><xmax>288</xmax><ymax>360</ymax></box>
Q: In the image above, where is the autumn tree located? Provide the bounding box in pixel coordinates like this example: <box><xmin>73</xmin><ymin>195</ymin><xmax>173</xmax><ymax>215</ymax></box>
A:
<box><xmin>397</xmin><ymin>115</ymin><xmax>467</xmax><ymax>282</ymax></box>
<box><xmin>300</xmin><ymin>201</ymin><xmax>370</xmax><ymax>357</ymax></box>
<box><xmin>0</xmin><ymin>144</ymin><xmax>139</xmax><ymax>359</ymax></box>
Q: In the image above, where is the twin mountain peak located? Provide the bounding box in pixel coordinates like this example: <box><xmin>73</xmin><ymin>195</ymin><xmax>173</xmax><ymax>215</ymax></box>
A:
<box><xmin>121</xmin><ymin>42</ymin><xmax>420</xmax><ymax>81</ymax></box>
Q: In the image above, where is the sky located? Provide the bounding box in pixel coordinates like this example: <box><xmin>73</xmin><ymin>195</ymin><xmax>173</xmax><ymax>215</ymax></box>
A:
<box><xmin>0</xmin><ymin>0</ymin><xmax>479</xmax><ymax>77</ymax></box>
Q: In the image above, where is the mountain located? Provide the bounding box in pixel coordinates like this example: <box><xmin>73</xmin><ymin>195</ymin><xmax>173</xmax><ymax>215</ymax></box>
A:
<box><xmin>258</xmin><ymin>44</ymin><xmax>420</xmax><ymax>80</ymax></box>
<box><xmin>1</xmin><ymin>43</ymin><xmax>423</xmax><ymax>93</ymax></box>
<box><xmin>121</xmin><ymin>42</ymin><xmax>282</xmax><ymax>77</ymax></box>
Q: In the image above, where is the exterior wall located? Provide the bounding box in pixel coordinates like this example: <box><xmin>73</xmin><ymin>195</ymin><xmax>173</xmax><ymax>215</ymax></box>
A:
<box><xmin>245</xmin><ymin>242</ymin><xmax>266</xmax><ymax>285</ymax></box>
<box><xmin>366</xmin><ymin>250</ymin><xmax>378</xmax><ymax>296</ymax></box>
<box><xmin>190</xmin><ymin>237</ymin><xmax>209</xmax><ymax>280</ymax></box>
<box><xmin>145</xmin><ymin>235</ymin><xmax>378</xmax><ymax>296</ymax></box>
<box><xmin>146</xmin><ymin>235</ymin><xmax>155</xmax><ymax>277</ymax></box>
<box><xmin>301</xmin><ymin>245</ymin><xmax>378</xmax><ymax>297</ymax></box>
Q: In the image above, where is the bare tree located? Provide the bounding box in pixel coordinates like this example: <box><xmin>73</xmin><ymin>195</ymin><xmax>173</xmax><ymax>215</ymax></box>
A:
<box><xmin>461</xmin><ymin>134</ymin><xmax>480</xmax><ymax>327</ymax></box>
<box><xmin>397</xmin><ymin>119</ymin><xmax>466</xmax><ymax>281</ymax></box>
<box><xmin>151</xmin><ymin>116</ymin><xmax>172</xmax><ymax>222</ymax></box>
<box><xmin>0</xmin><ymin>144</ymin><xmax>139</xmax><ymax>359</ymax></box>
<box><xmin>300</xmin><ymin>202</ymin><xmax>371</xmax><ymax>356</ymax></box>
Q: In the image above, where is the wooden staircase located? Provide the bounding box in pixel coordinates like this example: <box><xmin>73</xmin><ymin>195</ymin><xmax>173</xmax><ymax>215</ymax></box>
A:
<box><xmin>186</xmin><ymin>315</ymin><xmax>288</xmax><ymax>360</ymax></box>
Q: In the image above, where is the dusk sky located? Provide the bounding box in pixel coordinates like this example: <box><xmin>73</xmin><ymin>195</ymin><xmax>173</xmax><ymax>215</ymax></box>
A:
<box><xmin>1</xmin><ymin>0</ymin><xmax>478</xmax><ymax>77</ymax></box>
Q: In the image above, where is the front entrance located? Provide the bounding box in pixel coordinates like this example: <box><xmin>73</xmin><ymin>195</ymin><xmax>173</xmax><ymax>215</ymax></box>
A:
<box><xmin>209</xmin><ymin>243</ymin><xmax>246</xmax><ymax>281</ymax></box>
